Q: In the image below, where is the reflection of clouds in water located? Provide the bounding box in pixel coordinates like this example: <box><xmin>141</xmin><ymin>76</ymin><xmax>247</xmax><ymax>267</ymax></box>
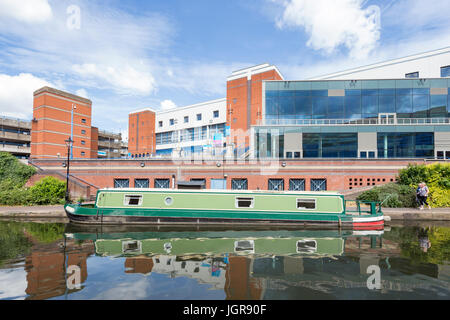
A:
<box><xmin>62</xmin><ymin>256</ymin><xmax>225</xmax><ymax>300</ymax></box>
<box><xmin>92</xmin><ymin>278</ymin><xmax>150</xmax><ymax>300</ymax></box>
<box><xmin>0</xmin><ymin>268</ymin><xmax>27</xmax><ymax>300</ymax></box>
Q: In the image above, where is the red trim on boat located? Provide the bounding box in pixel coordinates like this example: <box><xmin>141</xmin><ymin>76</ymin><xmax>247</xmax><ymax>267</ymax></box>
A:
<box><xmin>353</xmin><ymin>220</ymin><xmax>384</xmax><ymax>230</ymax></box>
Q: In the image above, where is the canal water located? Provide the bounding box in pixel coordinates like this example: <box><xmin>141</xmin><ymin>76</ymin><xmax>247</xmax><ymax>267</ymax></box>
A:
<box><xmin>0</xmin><ymin>220</ymin><xmax>449</xmax><ymax>300</ymax></box>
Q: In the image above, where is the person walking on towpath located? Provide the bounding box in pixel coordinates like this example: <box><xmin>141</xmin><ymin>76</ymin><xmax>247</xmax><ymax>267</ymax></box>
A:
<box><xmin>416</xmin><ymin>182</ymin><xmax>431</xmax><ymax>210</ymax></box>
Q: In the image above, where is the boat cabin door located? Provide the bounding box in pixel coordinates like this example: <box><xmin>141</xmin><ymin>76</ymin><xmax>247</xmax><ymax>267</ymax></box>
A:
<box><xmin>97</xmin><ymin>192</ymin><xmax>106</xmax><ymax>207</ymax></box>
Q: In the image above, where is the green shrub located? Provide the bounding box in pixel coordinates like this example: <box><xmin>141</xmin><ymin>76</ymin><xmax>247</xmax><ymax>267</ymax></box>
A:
<box><xmin>0</xmin><ymin>152</ymin><xmax>36</xmax><ymax>187</ymax></box>
<box><xmin>397</xmin><ymin>164</ymin><xmax>429</xmax><ymax>186</ymax></box>
<box><xmin>357</xmin><ymin>183</ymin><xmax>417</xmax><ymax>208</ymax></box>
<box><xmin>28</xmin><ymin>176</ymin><xmax>66</xmax><ymax>205</ymax></box>
<box><xmin>397</xmin><ymin>163</ymin><xmax>450</xmax><ymax>207</ymax></box>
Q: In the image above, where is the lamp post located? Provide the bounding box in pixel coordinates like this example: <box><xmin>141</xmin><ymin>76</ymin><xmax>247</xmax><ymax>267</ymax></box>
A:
<box><xmin>70</xmin><ymin>104</ymin><xmax>77</xmax><ymax>160</ymax></box>
<box><xmin>65</xmin><ymin>137</ymin><xmax>74</xmax><ymax>203</ymax></box>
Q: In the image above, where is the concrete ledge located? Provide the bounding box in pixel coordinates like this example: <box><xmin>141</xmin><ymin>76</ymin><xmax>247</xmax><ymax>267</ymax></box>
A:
<box><xmin>0</xmin><ymin>205</ymin><xmax>66</xmax><ymax>218</ymax></box>
<box><xmin>382</xmin><ymin>208</ymin><xmax>450</xmax><ymax>221</ymax></box>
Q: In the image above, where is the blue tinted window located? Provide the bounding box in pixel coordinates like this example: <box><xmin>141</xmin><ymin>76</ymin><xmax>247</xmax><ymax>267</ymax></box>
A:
<box><xmin>345</xmin><ymin>89</ymin><xmax>361</xmax><ymax>96</ymax></box>
<box><xmin>441</xmin><ymin>66</ymin><xmax>450</xmax><ymax>77</ymax></box>
<box><xmin>412</xmin><ymin>95</ymin><xmax>429</xmax><ymax>118</ymax></box>
<box><xmin>295</xmin><ymin>90</ymin><xmax>311</xmax><ymax>96</ymax></box>
<box><xmin>266</xmin><ymin>98</ymin><xmax>278</xmax><ymax>116</ymax></box>
<box><xmin>303</xmin><ymin>133</ymin><xmax>357</xmax><ymax>158</ymax></box>
<box><xmin>294</xmin><ymin>96</ymin><xmax>312</xmax><ymax>117</ymax></box>
<box><xmin>405</xmin><ymin>72</ymin><xmax>419</xmax><ymax>78</ymax></box>
<box><xmin>396</xmin><ymin>88</ymin><xmax>412</xmax><ymax>95</ymax></box>
<box><xmin>312</xmin><ymin>97</ymin><xmax>328</xmax><ymax>118</ymax></box>
<box><xmin>279</xmin><ymin>90</ymin><xmax>296</xmax><ymax>97</ymax></box>
<box><xmin>328</xmin><ymin>97</ymin><xmax>344</xmax><ymax>117</ymax></box>
<box><xmin>279</xmin><ymin>96</ymin><xmax>294</xmax><ymax>115</ymax></box>
<box><xmin>413</xmin><ymin>88</ymin><xmax>429</xmax><ymax>95</ymax></box>
<box><xmin>362</xmin><ymin>95</ymin><xmax>378</xmax><ymax>114</ymax></box>
<box><xmin>448</xmin><ymin>95</ymin><xmax>450</xmax><ymax>116</ymax></box>
<box><xmin>379</xmin><ymin>95</ymin><xmax>395</xmax><ymax>113</ymax></box>
<box><xmin>377</xmin><ymin>132</ymin><xmax>434</xmax><ymax>158</ymax></box>
<box><xmin>345</xmin><ymin>95</ymin><xmax>361</xmax><ymax>118</ymax></box>
<box><xmin>379</xmin><ymin>89</ymin><xmax>395</xmax><ymax>95</ymax></box>
<box><xmin>266</xmin><ymin>90</ymin><xmax>278</xmax><ymax>98</ymax></box>
<box><xmin>311</xmin><ymin>90</ymin><xmax>328</xmax><ymax>96</ymax></box>
<box><xmin>430</xmin><ymin>95</ymin><xmax>447</xmax><ymax>117</ymax></box>
<box><xmin>361</xmin><ymin>89</ymin><xmax>378</xmax><ymax>95</ymax></box>
<box><xmin>396</xmin><ymin>95</ymin><xmax>412</xmax><ymax>115</ymax></box>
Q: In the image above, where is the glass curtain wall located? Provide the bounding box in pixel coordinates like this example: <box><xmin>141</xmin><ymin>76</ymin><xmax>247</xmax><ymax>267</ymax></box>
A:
<box><xmin>265</xmin><ymin>80</ymin><xmax>450</xmax><ymax>122</ymax></box>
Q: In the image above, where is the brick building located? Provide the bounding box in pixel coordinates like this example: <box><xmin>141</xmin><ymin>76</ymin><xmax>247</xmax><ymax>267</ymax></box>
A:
<box><xmin>31</xmin><ymin>87</ymin><xmax>93</xmax><ymax>159</ymax></box>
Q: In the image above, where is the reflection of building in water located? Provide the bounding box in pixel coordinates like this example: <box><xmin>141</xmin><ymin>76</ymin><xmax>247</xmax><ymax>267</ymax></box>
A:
<box><xmin>125</xmin><ymin>255</ymin><xmax>228</xmax><ymax>290</ymax></box>
<box><xmin>125</xmin><ymin>256</ymin><xmax>154</xmax><ymax>275</ymax></box>
<box><xmin>344</xmin><ymin>235</ymin><xmax>401</xmax><ymax>256</ymax></box>
<box><xmin>24</xmin><ymin>239</ymin><xmax>94</xmax><ymax>300</ymax></box>
<box><xmin>224</xmin><ymin>256</ymin><xmax>263</xmax><ymax>300</ymax></box>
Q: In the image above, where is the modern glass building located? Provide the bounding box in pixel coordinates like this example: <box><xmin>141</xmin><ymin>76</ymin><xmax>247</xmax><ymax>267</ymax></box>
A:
<box><xmin>252</xmin><ymin>78</ymin><xmax>450</xmax><ymax>159</ymax></box>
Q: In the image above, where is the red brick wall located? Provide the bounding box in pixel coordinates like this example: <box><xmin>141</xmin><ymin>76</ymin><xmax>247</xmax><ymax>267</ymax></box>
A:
<box><xmin>30</xmin><ymin>158</ymin><xmax>428</xmax><ymax>192</ymax></box>
<box><xmin>226</xmin><ymin>69</ymin><xmax>283</xmax><ymax>149</ymax></box>
<box><xmin>31</xmin><ymin>88</ymin><xmax>92</xmax><ymax>159</ymax></box>
<box><xmin>128</xmin><ymin>110</ymin><xmax>156</xmax><ymax>156</ymax></box>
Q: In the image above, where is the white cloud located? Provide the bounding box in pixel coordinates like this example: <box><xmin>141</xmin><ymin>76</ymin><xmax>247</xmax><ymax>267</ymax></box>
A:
<box><xmin>160</xmin><ymin>99</ymin><xmax>177</xmax><ymax>111</ymax></box>
<box><xmin>0</xmin><ymin>0</ymin><xmax>52</xmax><ymax>23</ymax></box>
<box><xmin>0</xmin><ymin>73</ymin><xmax>52</xmax><ymax>119</ymax></box>
<box><xmin>276</xmin><ymin>0</ymin><xmax>450</xmax><ymax>80</ymax></box>
<box><xmin>72</xmin><ymin>63</ymin><xmax>156</xmax><ymax>96</ymax></box>
<box><xmin>274</xmin><ymin>0</ymin><xmax>381</xmax><ymax>59</ymax></box>
<box><xmin>75</xmin><ymin>88</ymin><xmax>88</xmax><ymax>99</ymax></box>
<box><xmin>0</xmin><ymin>1</ymin><xmax>171</xmax><ymax>96</ymax></box>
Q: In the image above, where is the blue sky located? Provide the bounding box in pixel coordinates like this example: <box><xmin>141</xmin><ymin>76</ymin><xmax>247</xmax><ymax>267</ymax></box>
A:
<box><xmin>0</xmin><ymin>0</ymin><xmax>450</xmax><ymax>140</ymax></box>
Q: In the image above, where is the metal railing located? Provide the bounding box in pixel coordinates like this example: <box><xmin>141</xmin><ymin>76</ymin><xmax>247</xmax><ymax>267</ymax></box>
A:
<box><xmin>345</xmin><ymin>200</ymin><xmax>382</xmax><ymax>216</ymax></box>
<box><xmin>258</xmin><ymin>117</ymin><xmax>450</xmax><ymax>126</ymax></box>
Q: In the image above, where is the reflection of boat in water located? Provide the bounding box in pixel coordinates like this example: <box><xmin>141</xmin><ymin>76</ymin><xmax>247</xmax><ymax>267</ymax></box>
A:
<box><xmin>65</xmin><ymin>189</ymin><xmax>386</xmax><ymax>230</ymax></box>
<box><xmin>65</xmin><ymin>226</ymin><xmax>384</xmax><ymax>258</ymax></box>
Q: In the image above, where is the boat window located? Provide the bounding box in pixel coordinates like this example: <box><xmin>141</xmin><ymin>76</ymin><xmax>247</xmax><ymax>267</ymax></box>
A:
<box><xmin>296</xmin><ymin>240</ymin><xmax>317</xmax><ymax>253</ymax></box>
<box><xmin>122</xmin><ymin>240</ymin><xmax>142</xmax><ymax>253</ymax></box>
<box><xmin>234</xmin><ymin>240</ymin><xmax>255</xmax><ymax>253</ymax></box>
<box><xmin>124</xmin><ymin>195</ymin><xmax>143</xmax><ymax>206</ymax></box>
<box><xmin>297</xmin><ymin>198</ymin><xmax>316</xmax><ymax>210</ymax></box>
<box><xmin>235</xmin><ymin>197</ymin><xmax>254</xmax><ymax>208</ymax></box>
<box><xmin>165</xmin><ymin>197</ymin><xmax>173</xmax><ymax>206</ymax></box>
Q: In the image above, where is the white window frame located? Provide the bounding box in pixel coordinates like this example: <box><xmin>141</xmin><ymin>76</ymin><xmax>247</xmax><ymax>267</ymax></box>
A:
<box><xmin>122</xmin><ymin>240</ymin><xmax>142</xmax><ymax>254</ymax></box>
<box><xmin>235</xmin><ymin>197</ymin><xmax>254</xmax><ymax>209</ymax></box>
<box><xmin>234</xmin><ymin>240</ymin><xmax>255</xmax><ymax>254</ymax></box>
<box><xmin>296</xmin><ymin>198</ymin><xmax>316</xmax><ymax>210</ymax></box>
<box><xmin>124</xmin><ymin>194</ymin><xmax>143</xmax><ymax>206</ymax></box>
<box><xmin>296</xmin><ymin>239</ymin><xmax>317</xmax><ymax>253</ymax></box>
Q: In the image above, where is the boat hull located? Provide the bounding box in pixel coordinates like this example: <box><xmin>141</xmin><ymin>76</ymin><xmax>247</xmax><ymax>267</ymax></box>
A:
<box><xmin>65</xmin><ymin>205</ymin><xmax>384</xmax><ymax>230</ymax></box>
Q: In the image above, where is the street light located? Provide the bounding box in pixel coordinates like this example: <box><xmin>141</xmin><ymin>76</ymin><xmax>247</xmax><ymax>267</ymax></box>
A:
<box><xmin>65</xmin><ymin>137</ymin><xmax>74</xmax><ymax>203</ymax></box>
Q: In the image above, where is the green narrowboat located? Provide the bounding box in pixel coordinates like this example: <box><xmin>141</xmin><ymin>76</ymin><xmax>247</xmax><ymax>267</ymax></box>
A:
<box><xmin>64</xmin><ymin>188</ymin><xmax>386</xmax><ymax>230</ymax></box>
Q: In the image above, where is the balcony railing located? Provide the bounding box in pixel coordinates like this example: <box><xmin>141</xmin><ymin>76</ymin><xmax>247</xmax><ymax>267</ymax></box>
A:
<box><xmin>0</xmin><ymin>116</ymin><xmax>32</xmax><ymax>129</ymax></box>
<box><xmin>258</xmin><ymin>117</ymin><xmax>450</xmax><ymax>126</ymax></box>
<box><xmin>0</xmin><ymin>144</ymin><xmax>30</xmax><ymax>154</ymax></box>
<box><xmin>0</xmin><ymin>131</ymin><xmax>31</xmax><ymax>141</ymax></box>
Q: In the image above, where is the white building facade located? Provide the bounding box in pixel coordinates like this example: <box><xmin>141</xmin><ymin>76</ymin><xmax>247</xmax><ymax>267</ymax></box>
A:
<box><xmin>155</xmin><ymin>98</ymin><xmax>227</xmax><ymax>158</ymax></box>
<box><xmin>311</xmin><ymin>47</ymin><xmax>450</xmax><ymax>80</ymax></box>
